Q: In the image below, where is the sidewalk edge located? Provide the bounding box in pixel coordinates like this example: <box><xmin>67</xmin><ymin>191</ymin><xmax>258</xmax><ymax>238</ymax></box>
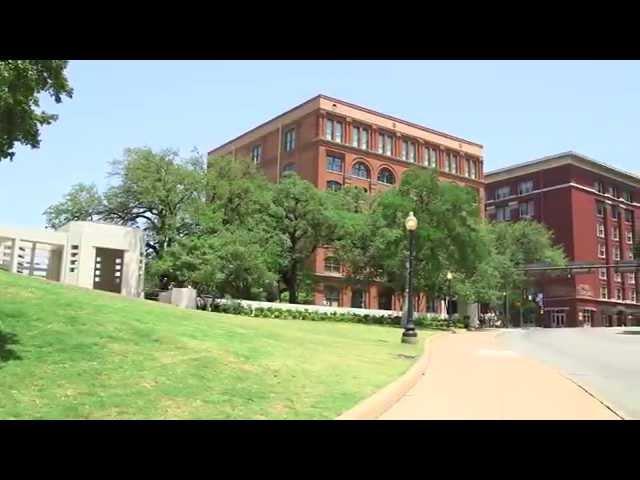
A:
<box><xmin>336</xmin><ymin>331</ymin><xmax>445</xmax><ymax>420</ymax></box>
<box><xmin>557</xmin><ymin>373</ymin><xmax>628</xmax><ymax>420</ymax></box>
<box><xmin>497</xmin><ymin>329</ymin><xmax>628</xmax><ymax>420</ymax></box>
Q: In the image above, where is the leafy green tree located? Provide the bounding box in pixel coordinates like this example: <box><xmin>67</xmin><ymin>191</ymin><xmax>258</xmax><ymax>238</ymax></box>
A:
<box><xmin>146</xmin><ymin>155</ymin><xmax>283</xmax><ymax>300</ymax></box>
<box><xmin>102</xmin><ymin>147</ymin><xmax>205</xmax><ymax>255</ymax></box>
<box><xmin>43</xmin><ymin>183</ymin><xmax>105</xmax><ymax>229</ymax></box>
<box><xmin>204</xmin><ymin>154</ymin><xmax>274</xmax><ymax>228</ymax></box>
<box><xmin>147</xmin><ymin>227</ymin><xmax>279</xmax><ymax>300</ymax></box>
<box><xmin>45</xmin><ymin>147</ymin><xmax>205</xmax><ymax>257</ymax></box>
<box><xmin>480</xmin><ymin>219</ymin><xmax>567</xmax><ymax>325</ymax></box>
<box><xmin>0</xmin><ymin>60</ymin><xmax>73</xmax><ymax>161</ymax></box>
<box><xmin>333</xmin><ymin>167</ymin><xmax>487</xmax><ymax>302</ymax></box>
<box><xmin>270</xmin><ymin>173</ymin><xmax>335</xmax><ymax>304</ymax></box>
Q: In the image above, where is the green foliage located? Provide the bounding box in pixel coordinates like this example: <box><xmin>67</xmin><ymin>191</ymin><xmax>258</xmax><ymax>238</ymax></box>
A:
<box><xmin>211</xmin><ymin>301</ymin><xmax>464</xmax><ymax>329</ymax></box>
<box><xmin>0</xmin><ymin>60</ymin><xmax>73</xmax><ymax>161</ymax></box>
<box><xmin>332</xmin><ymin>167</ymin><xmax>487</xmax><ymax>299</ymax></box>
<box><xmin>103</xmin><ymin>147</ymin><xmax>205</xmax><ymax>254</ymax></box>
<box><xmin>269</xmin><ymin>173</ymin><xmax>336</xmax><ymax>303</ymax></box>
<box><xmin>43</xmin><ymin>183</ymin><xmax>104</xmax><ymax>229</ymax></box>
<box><xmin>145</xmin><ymin>155</ymin><xmax>283</xmax><ymax>300</ymax></box>
<box><xmin>46</xmin><ymin>147</ymin><xmax>205</xmax><ymax>256</ymax></box>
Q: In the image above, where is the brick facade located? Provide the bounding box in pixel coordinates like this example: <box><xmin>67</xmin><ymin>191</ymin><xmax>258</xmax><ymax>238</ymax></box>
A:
<box><xmin>485</xmin><ymin>152</ymin><xmax>640</xmax><ymax>327</ymax></box>
<box><xmin>209</xmin><ymin>94</ymin><xmax>485</xmax><ymax>313</ymax></box>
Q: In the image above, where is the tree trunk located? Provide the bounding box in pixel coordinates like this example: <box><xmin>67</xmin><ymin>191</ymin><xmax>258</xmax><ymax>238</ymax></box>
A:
<box><xmin>286</xmin><ymin>261</ymin><xmax>299</xmax><ymax>304</ymax></box>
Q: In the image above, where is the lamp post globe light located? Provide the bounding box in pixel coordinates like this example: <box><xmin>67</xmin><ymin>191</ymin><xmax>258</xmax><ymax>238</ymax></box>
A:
<box><xmin>401</xmin><ymin>212</ymin><xmax>418</xmax><ymax>344</ymax></box>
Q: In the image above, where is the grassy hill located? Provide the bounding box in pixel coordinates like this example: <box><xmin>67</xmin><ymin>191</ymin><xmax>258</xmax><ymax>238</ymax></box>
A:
<box><xmin>0</xmin><ymin>271</ymin><xmax>428</xmax><ymax>419</ymax></box>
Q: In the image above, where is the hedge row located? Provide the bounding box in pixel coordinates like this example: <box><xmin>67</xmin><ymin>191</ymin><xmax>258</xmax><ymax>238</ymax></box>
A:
<box><xmin>209</xmin><ymin>300</ymin><xmax>465</xmax><ymax>330</ymax></box>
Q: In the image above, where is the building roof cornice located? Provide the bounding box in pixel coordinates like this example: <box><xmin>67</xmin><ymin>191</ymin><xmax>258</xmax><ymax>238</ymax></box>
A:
<box><xmin>485</xmin><ymin>151</ymin><xmax>640</xmax><ymax>188</ymax></box>
<box><xmin>208</xmin><ymin>94</ymin><xmax>483</xmax><ymax>157</ymax></box>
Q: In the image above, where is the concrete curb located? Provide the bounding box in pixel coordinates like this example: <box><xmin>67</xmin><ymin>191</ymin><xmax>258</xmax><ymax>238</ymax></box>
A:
<box><xmin>336</xmin><ymin>332</ymin><xmax>446</xmax><ymax>420</ymax></box>
<box><xmin>497</xmin><ymin>329</ymin><xmax>629</xmax><ymax>420</ymax></box>
<box><xmin>556</xmin><ymin>373</ymin><xmax>628</xmax><ymax>420</ymax></box>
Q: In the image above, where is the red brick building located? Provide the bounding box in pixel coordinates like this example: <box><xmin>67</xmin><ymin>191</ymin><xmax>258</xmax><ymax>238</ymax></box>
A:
<box><xmin>208</xmin><ymin>94</ymin><xmax>485</xmax><ymax>313</ymax></box>
<box><xmin>485</xmin><ymin>152</ymin><xmax>640</xmax><ymax>327</ymax></box>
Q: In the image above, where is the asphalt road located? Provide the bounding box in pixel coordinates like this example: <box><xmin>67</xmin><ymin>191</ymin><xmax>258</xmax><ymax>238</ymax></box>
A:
<box><xmin>501</xmin><ymin>326</ymin><xmax>640</xmax><ymax>419</ymax></box>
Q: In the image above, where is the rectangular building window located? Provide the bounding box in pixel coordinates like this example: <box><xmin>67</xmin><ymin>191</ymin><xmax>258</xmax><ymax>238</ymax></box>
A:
<box><xmin>598</xmin><ymin>244</ymin><xmax>606</xmax><ymax>259</ymax></box>
<box><xmin>469</xmin><ymin>158</ymin><xmax>478</xmax><ymax>179</ymax></box>
<box><xmin>616</xmin><ymin>287</ymin><xmax>623</xmax><ymax>301</ymax></box>
<box><xmin>629</xmin><ymin>250</ymin><xmax>635</xmax><ymax>260</ymax></box>
<box><xmin>627</xmin><ymin>231</ymin><xmax>634</xmax><ymax>244</ymax></box>
<box><xmin>519</xmin><ymin>200</ymin><xmax>534</xmax><ymax>218</ymax></box>
<box><xmin>495</xmin><ymin>186</ymin><xmax>512</xmax><ymax>200</ymax></box>
<box><xmin>352</xmin><ymin>126</ymin><xmax>369</xmax><ymax>150</ymax></box>
<box><xmin>326</xmin><ymin>154</ymin><xmax>343</xmax><ymax>173</ymax></box>
<box><xmin>608</xmin><ymin>185</ymin><xmax>618</xmax><ymax>198</ymax></box>
<box><xmin>612</xmin><ymin>227</ymin><xmax>620</xmax><ymax>241</ymax></box>
<box><xmin>613</xmin><ymin>246</ymin><xmax>621</xmax><ymax>261</ymax></box>
<box><xmin>611</xmin><ymin>207</ymin><xmax>620</xmax><ymax>221</ymax></box>
<box><xmin>496</xmin><ymin>206</ymin><xmax>511</xmax><ymax>222</ymax></box>
<box><xmin>284</xmin><ymin>128</ymin><xmax>296</xmax><ymax>152</ymax></box>
<box><xmin>599</xmin><ymin>268</ymin><xmax>607</xmax><ymax>280</ymax></box>
<box><xmin>401</xmin><ymin>140</ymin><xmax>416</xmax><ymax>162</ymax></box>
<box><xmin>596</xmin><ymin>202</ymin><xmax>605</xmax><ymax>217</ymax></box>
<box><xmin>601</xmin><ymin>286</ymin><xmax>608</xmax><ymax>300</ymax></box>
<box><xmin>325</xmin><ymin>118</ymin><xmax>343</xmax><ymax>143</ymax></box>
<box><xmin>627</xmin><ymin>273</ymin><xmax>635</xmax><ymax>285</ymax></box>
<box><xmin>251</xmin><ymin>144</ymin><xmax>262</xmax><ymax>164</ymax></box>
<box><xmin>594</xmin><ymin>181</ymin><xmax>605</xmax><ymax>194</ymax></box>
<box><xmin>625</xmin><ymin>210</ymin><xmax>633</xmax><ymax>223</ymax></box>
<box><xmin>518</xmin><ymin>180</ymin><xmax>534</xmax><ymax>195</ymax></box>
<box><xmin>623</xmin><ymin>191</ymin><xmax>633</xmax><ymax>202</ymax></box>
<box><xmin>449</xmin><ymin>153</ymin><xmax>458</xmax><ymax>174</ymax></box>
<box><xmin>597</xmin><ymin>224</ymin><xmax>605</xmax><ymax>238</ymax></box>
<box><xmin>614</xmin><ymin>272</ymin><xmax>622</xmax><ymax>283</ymax></box>
<box><xmin>324</xmin><ymin>286</ymin><xmax>341</xmax><ymax>307</ymax></box>
<box><xmin>632</xmin><ymin>290</ymin><xmax>637</xmax><ymax>303</ymax></box>
<box><xmin>377</xmin><ymin>132</ymin><xmax>393</xmax><ymax>156</ymax></box>
<box><xmin>425</xmin><ymin>147</ymin><xmax>438</xmax><ymax>168</ymax></box>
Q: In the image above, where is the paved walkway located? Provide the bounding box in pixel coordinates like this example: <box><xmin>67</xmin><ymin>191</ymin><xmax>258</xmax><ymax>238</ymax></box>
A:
<box><xmin>379</xmin><ymin>330</ymin><xmax>619</xmax><ymax>420</ymax></box>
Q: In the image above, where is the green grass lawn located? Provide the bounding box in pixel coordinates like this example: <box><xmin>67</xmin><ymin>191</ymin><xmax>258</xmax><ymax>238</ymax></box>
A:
<box><xmin>0</xmin><ymin>271</ymin><xmax>433</xmax><ymax>419</ymax></box>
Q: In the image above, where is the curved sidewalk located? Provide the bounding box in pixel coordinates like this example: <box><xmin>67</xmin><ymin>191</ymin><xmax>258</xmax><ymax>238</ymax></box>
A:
<box><xmin>379</xmin><ymin>330</ymin><xmax>619</xmax><ymax>420</ymax></box>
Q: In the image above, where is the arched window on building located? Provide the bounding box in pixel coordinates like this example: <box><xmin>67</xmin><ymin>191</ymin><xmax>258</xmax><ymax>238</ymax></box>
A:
<box><xmin>351</xmin><ymin>161</ymin><xmax>371</xmax><ymax>180</ymax></box>
<box><xmin>326</xmin><ymin>180</ymin><xmax>342</xmax><ymax>192</ymax></box>
<box><xmin>324</xmin><ymin>256</ymin><xmax>341</xmax><ymax>273</ymax></box>
<box><xmin>377</xmin><ymin>167</ymin><xmax>396</xmax><ymax>185</ymax></box>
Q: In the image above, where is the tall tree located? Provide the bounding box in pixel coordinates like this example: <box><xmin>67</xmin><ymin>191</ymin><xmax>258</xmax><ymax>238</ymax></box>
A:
<box><xmin>102</xmin><ymin>147</ymin><xmax>205</xmax><ymax>255</ymax></box>
<box><xmin>333</xmin><ymin>167</ymin><xmax>487</xmax><ymax>300</ymax></box>
<box><xmin>270</xmin><ymin>173</ymin><xmax>335</xmax><ymax>304</ymax></box>
<box><xmin>43</xmin><ymin>183</ymin><xmax>105</xmax><ymax>229</ymax></box>
<box><xmin>146</xmin><ymin>156</ymin><xmax>283</xmax><ymax>299</ymax></box>
<box><xmin>0</xmin><ymin>60</ymin><xmax>73</xmax><ymax>161</ymax></box>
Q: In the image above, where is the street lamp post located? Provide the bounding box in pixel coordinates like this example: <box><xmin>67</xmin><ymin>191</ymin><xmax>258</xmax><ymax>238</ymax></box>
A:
<box><xmin>446</xmin><ymin>271</ymin><xmax>453</xmax><ymax>330</ymax></box>
<box><xmin>402</xmin><ymin>212</ymin><xmax>418</xmax><ymax>344</ymax></box>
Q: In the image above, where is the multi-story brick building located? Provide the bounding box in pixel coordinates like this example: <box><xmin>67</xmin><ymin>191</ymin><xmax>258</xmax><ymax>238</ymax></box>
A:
<box><xmin>485</xmin><ymin>152</ymin><xmax>640</xmax><ymax>327</ymax></box>
<box><xmin>208</xmin><ymin>94</ymin><xmax>485</xmax><ymax>313</ymax></box>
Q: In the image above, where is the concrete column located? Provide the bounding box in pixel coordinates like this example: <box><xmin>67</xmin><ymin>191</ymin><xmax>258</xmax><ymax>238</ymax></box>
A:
<box><xmin>467</xmin><ymin>302</ymin><xmax>480</xmax><ymax>329</ymax></box>
<box><xmin>28</xmin><ymin>242</ymin><xmax>37</xmax><ymax>276</ymax></box>
<box><xmin>9</xmin><ymin>238</ymin><xmax>20</xmax><ymax>273</ymax></box>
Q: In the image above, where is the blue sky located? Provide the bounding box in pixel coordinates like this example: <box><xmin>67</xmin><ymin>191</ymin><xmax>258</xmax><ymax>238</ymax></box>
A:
<box><xmin>2</xmin><ymin>60</ymin><xmax>639</xmax><ymax>228</ymax></box>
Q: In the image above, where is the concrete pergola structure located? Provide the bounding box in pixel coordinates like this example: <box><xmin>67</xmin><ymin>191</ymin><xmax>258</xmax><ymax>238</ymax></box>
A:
<box><xmin>0</xmin><ymin>221</ymin><xmax>145</xmax><ymax>298</ymax></box>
